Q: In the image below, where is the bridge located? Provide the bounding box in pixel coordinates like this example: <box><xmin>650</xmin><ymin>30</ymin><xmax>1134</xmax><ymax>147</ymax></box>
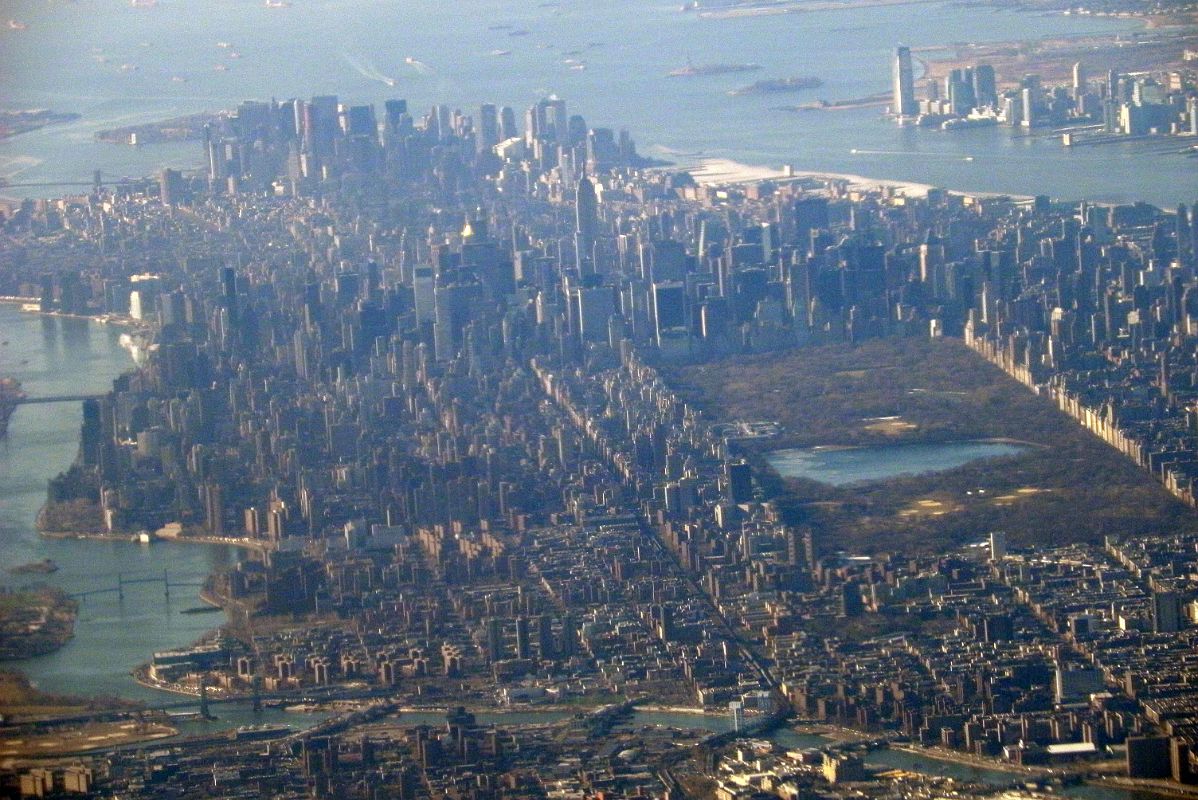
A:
<box><xmin>13</xmin><ymin>393</ymin><xmax>104</xmax><ymax>405</ymax></box>
<box><xmin>69</xmin><ymin>570</ymin><xmax>205</xmax><ymax>601</ymax></box>
<box><xmin>0</xmin><ymin>169</ymin><xmax>203</xmax><ymax>193</ymax></box>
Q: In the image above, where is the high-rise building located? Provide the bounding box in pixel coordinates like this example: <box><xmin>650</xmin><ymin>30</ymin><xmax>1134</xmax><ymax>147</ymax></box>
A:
<box><xmin>973</xmin><ymin>64</ymin><xmax>997</xmax><ymax>108</ymax></box>
<box><xmin>1072</xmin><ymin>62</ymin><xmax>1087</xmax><ymax>98</ymax></box>
<box><xmin>477</xmin><ymin>103</ymin><xmax>499</xmax><ymax>153</ymax></box>
<box><xmin>1153</xmin><ymin>590</ymin><xmax>1182</xmax><ymax>633</ymax></box>
<box><xmin>575</xmin><ymin>176</ymin><xmax>598</xmax><ymax>274</ymax></box>
<box><xmin>893</xmin><ymin>46</ymin><xmax>917</xmax><ymax>118</ymax></box>
<box><xmin>989</xmin><ymin>531</ymin><xmax>1007</xmax><ymax>562</ymax></box>
<box><xmin>726</xmin><ymin>460</ymin><xmax>752</xmax><ymax>504</ymax></box>
<box><xmin>651</xmin><ymin>281</ymin><xmax>687</xmax><ymax>345</ymax></box>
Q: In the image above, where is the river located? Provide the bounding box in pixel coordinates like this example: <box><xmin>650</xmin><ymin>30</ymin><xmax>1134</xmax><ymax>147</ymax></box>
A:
<box><xmin>0</xmin><ymin>0</ymin><xmax>1191</xmax><ymax>207</ymax></box>
<box><xmin>0</xmin><ymin>304</ymin><xmax>237</xmax><ymax>702</ymax></box>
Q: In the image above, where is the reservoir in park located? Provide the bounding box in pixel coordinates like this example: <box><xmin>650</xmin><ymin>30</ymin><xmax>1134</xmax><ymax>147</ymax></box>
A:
<box><xmin>766</xmin><ymin>441</ymin><xmax>1030</xmax><ymax>486</ymax></box>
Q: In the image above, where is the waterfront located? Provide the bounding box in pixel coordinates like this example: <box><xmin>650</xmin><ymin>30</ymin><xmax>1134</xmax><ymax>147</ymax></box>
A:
<box><xmin>1</xmin><ymin>0</ymin><xmax>1191</xmax><ymax>206</ymax></box>
<box><xmin>0</xmin><ymin>304</ymin><xmax>236</xmax><ymax>702</ymax></box>
<box><xmin>765</xmin><ymin>441</ymin><xmax>1029</xmax><ymax>486</ymax></box>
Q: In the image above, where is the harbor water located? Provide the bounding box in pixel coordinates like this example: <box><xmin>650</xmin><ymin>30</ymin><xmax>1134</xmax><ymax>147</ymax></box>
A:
<box><xmin>0</xmin><ymin>0</ymin><xmax>1191</xmax><ymax>206</ymax></box>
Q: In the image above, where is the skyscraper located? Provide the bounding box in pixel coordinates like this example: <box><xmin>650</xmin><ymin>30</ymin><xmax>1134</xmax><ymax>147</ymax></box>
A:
<box><xmin>1072</xmin><ymin>61</ymin><xmax>1087</xmax><ymax>98</ymax></box>
<box><xmin>575</xmin><ymin>176</ymin><xmax>598</xmax><ymax>274</ymax></box>
<box><xmin>893</xmin><ymin>46</ymin><xmax>917</xmax><ymax>118</ymax></box>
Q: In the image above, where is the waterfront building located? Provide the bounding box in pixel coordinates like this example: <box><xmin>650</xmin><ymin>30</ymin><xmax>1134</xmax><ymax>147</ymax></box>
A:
<box><xmin>892</xmin><ymin>46</ymin><xmax>917</xmax><ymax>118</ymax></box>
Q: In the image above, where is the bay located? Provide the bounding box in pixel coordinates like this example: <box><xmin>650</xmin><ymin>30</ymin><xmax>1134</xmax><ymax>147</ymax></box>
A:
<box><xmin>0</xmin><ymin>0</ymin><xmax>1189</xmax><ymax>206</ymax></box>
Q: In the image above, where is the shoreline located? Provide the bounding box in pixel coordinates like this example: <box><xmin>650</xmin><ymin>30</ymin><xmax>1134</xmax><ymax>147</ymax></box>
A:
<box><xmin>39</xmin><ymin>528</ymin><xmax>268</xmax><ymax>553</ymax></box>
<box><xmin>679</xmin><ymin>157</ymin><xmax>1039</xmax><ymax>202</ymax></box>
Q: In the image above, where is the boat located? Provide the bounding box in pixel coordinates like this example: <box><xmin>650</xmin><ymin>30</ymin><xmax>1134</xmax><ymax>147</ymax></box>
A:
<box><xmin>216</xmin><ymin>42</ymin><xmax>232</xmax><ymax>48</ymax></box>
<box><xmin>489</xmin><ymin>49</ymin><xmax>512</xmax><ymax>57</ymax></box>
<box><xmin>214</xmin><ymin>64</ymin><xmax>228</xmax><ymax>72</ymax></box>
<box><xmin>264</xmin><ymin>0</ymin><xmax>291</xmax><ymax>7</ymax></box>
<box><xmin>668</xmin><ymin>61</ymin><xmax>762</xmax><ymax>77</ymax></box>
<box><xmin>129</xmin><ymin>0</ymin><xmax>158</xmax><ymax>7</ymax></box>
<box><xmin>728</xmin><ymin>76</ymin><xmax>823</xmax><ymax>96</ymax></box>
<box><xmin>232</xmin><ymin>724</ymin><xmax>292</xmax><ymax>741</ymax></box>
<box><xmin>8</xmin><ymin>19</ymin><xmax>28</xmax><ymax>30</ymax></box>
<box><xmin>941</xmin><ymin>116</ymin><xmax>997</xmax><ymax>131</ymax></box>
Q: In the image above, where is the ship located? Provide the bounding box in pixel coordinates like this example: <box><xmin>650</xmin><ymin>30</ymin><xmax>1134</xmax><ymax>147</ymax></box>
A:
<box><xmin>0</xmin><ymin>377</ymin><xmax>25</xmax><ymax>438</ymax></box>
<box><xmin>728</xmin><ymin>76</ymin><xmax>823</xmax><ymax>96</ymax></box>
<box><xmin>668</xmin><ymin>61</ymin><xmax>762</xmax><ymax>78</ymax></box>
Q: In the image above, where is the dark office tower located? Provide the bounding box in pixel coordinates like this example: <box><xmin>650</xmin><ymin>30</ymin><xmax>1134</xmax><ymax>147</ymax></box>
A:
<box><xmin>973</xmin><ymin>64</ymin><xmax>997</xmax><ymax>108</ymax></box>
<box><xmin>221</xmin><ymin>266</ymin><xmax>239</xmax><ymax>326</ymax></box>
<box><xmin>486</xmin><ymin>618</ymin><xmax>504</xmax><ymax>662</ymax></box>
<box><xmin>204</xmin><ymin>482</ymin><xmax>225</xmax><ymax>536</ymax></box>
<box><xmin>566</xmin><ymin>114</ymin><xmax>588</xmax><ymax>146</ymax></box>
<box><xmin>893</xmin><ymin>46</ymin><xmax>917</xmax><ymax>118</ymax></box>
<box><xmin>645</xmin><ymin>240</ymin><xmax>688</xmax><ymax>282</ymax></box>
<box><xmin>574</xmin><ymin>286</ymin><xmax>615</xmax><ymax>343</ymax></box>
<box><xmin>159</xmin><ymin>168</ymin><xmax>184</xmax><ymax>206</ymax></box>
<box><xmin>538</xmin><ymin>97</ymin><xmax>567</xmax><ymax>141</ymax></box>
<box><xmin>575</xmin><ymin>176</ymin><xmax>598</xmax><ymax>274</ymax></box>
<box><xmin>514</xmin><ymin>617</ymin><xmax>530</xmax><ymax>660</ymax></box>
<box><xmin>307</xmin><ymin>95</ymin><xmax>339</xmax><ymax>158</ymax></box>
<box><xmin>839</xmin><ymin>582</ymin><xmax>864</xmax><ymax>617</ymax></box>
<box><xmin>726</xmin><ymin>460</ymin><xmax>752</xmax><ymax>504</ymax></box>
<box><xmin>537</xmin><ymin>614</ymin><xmax>555</xmax><ymax>659</ymax></box>
<box><xmin>339</xmin><ymin>104</ymin><xmax>377</xmax><ymax>138</ymax></box>
<box><xmin>80</xmin><ymin>398</ymin><xmax>103</xmax><ymax>466</ymax></box>
<box><xmin>586</xmin><ymin>127</ymin><xmax>619</xmax><ymax>172</ymax></box>
<box><xmin>949</xmin><ymin>69</ymin><xmax>976</xmax><ymax>115</ymax></box>
<box><xmin>983</xmin><ymin>614</ymin><xmax>1014</xmax><ymax>642</ymax></box>
<box><xmin>477</xmin><ymin>103</ymin><xmax>500</xmax><ymax>152</ymax></box>
<box><xmin>498</xmin><ymin>105</ymin><xmax>517</xmax><ymax>140</ymax></box>
<box><xmin>1153</xmin><ymin>590</ymin><xmax>1181</xmax><ymax>633</ymax></box>
<box><xmin>523</xmin><ymin>104</ymin><xmax>540</xmax><ymax>144</ymax></box>
<box><xmin>651</xmin><ymin>281</ymin><xmax>687</xmax><ymax>344</ymax></box>
<box><xmin>384</xmin><ymin>98</ymin><xmax>407</xmax><ymax>126</ymax></box>
<box><xmin>795</xmin><ymin>196</ymin><xmax>830</xmax><ymax>251</ymax></box>
<box><xmin>38</xmin><ymin>273</ymin><xmax>53</xmax><ymax>313</ymax></box>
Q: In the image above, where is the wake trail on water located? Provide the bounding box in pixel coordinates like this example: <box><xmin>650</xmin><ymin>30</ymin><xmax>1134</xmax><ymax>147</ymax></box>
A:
<box><xmin>341</xmin><ymin>53</ymin><xmax>398</xmax><ymax>87</ymax></box>
<box><xmin>404</xmin><ymin>57</ymin><xmax>434</xmax><ymax>76</ymax></box>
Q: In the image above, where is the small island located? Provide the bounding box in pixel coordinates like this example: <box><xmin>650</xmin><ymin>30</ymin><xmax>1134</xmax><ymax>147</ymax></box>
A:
<box><xmin>8</xmin><ymin>559</ymin><xmax>59</xmax><ymax>576</ymax></box>
<box><xmin>0</xmin><ymin>586</ymin><xmax>78</xmax><ymax>660</ymax></box>
<box><xmin>94</xmin><ymin>112</ymin><xmax>221</xmax><ymax>146</ymax></box>
<box><xmin>667</xmin><ymin>62</ymin><xmax>762</xmax><ymax>77</ymax></box>
<box><xmin>728</xmin><ymin>75</ymin><xmax>823</xmax><ymax>95</ymax></box>
<box><xmin>0</xmin><ymin>109</ymin><xmax>80</xmax><ymax>141</ymax></box>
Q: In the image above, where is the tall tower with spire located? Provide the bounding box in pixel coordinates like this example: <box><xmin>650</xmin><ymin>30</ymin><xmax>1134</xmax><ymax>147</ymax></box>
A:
<box><xmin>575</xmin><ymin>176</ymin><xmax>598</xmax><ymax>275</ymax></box>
